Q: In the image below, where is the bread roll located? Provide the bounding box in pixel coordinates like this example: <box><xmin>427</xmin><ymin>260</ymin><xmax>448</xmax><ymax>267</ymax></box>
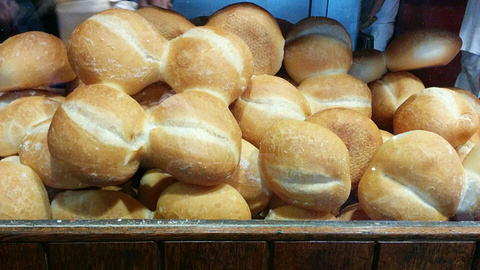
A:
<box><xmin>131</xmin><ymin>82</ymin><xmax>175</xmax><ymax>113</ymax></box>
<box><xmin>232</xmin><ymin>75</ymin><xmax>311</xmax><ymax>147</ymax></box>
<box><xmin>148</xmin><ymin>91</ymin><xmax>242</xmax><ymax>186</ymax></box>
<box><xmin>456</xmin><ymin>143</ymin><xmax>480</xmax><ymax>220</ymax></box>
<box><xmin>51</xmin><ymin>190</ymin><xmax>152</xmax><ymax>220</ymax></box>
<box><xmin>380</xmin><ymin>130</ymin><xmax>394</xmax><ymax>143</ymax></box>
<box><xmin>1</xmin><ymin>155</ymin><xmax>20</xmax><ymax>164</ymax></box>
<box><xmin>156</xmin><ymin>182</ymin><xmax>251</xmax><ymax>220</ymax></box>
<box><xmin>337</xmin><ymin>203</ymin><xmax>371</xmax><ymax>221</ymax></box>
<box><xmin>386</xmin><ymin>28</ymin><xmax>462</xmax><ymax>72</ymax></box>
<box><xmin>285</xmin><ymin>17</ymin><xmax>352</xmax><ymax>48</ymax></box>
<box><xmin>19</xmin><ymin>119</ymin><xmax>88</xmax><ymax>189</ymax></box>
<box><xmin>137</xmin><ymin>169</ymin><xmax>177</xmax><ymax>211</ymax></box>
<box><xmin>358</xmin><ymin>130</ymin><xmax>465</xmax><ymax>221</ymax></box>
<box><xmin>259</xmin><ymin>119</ymin><xmax>351</xmax><ymax>212</ymax></box>
<box><xmin>451</xmin><ymin>88</ymin><xmax>480</xmax><ymax>119</ymax></box>
<box><xmin>298</xmin><ymin>74</ymin><xmax>372</xmax><ymax>117</ymax></box>
<box><xmin>394</xmin><ymin>87</ymin><xmax>479</xmax><ymax>147</ymax></box>
<box><xmin>369</xmin><ymin>71</ymin><xmax>425</xmax><ymax>130</ymax></box>
<box><xmin>225</xmin><ymin>139</ymin><xmax>272</xmax><ymax>214</ymax></box>
<box><xmin>206</xmin><ymin>3</ymin><xmax>284</xmax><ymax>76</ymax></box>
<box><xmin>265</xmin><ymin>205</ymin><xmax>336</xmax><ymax>221</ymax></box>
<box><xmin>456</xmin><ymin>129</ymin><xmax>480</xmax><ymax>161</ymax></box>
<box><xmin>48</xmin><ymin>84</ymin><xmax>147</xmax><ymax>186</ymax></box>
<box><xmin>68</xmin><ymin>9</ymin><xmax>167</xmax><ymax>95</ymax></box>
<box><xmin>0</xmin><ymin>161</ymin><xmax>51</xmax><ymax>219</ymax></box>
<box><xmin>162</xmin><ymin>26</ymin><xmax>253</xmax><ymax>105</ymax></box>
<box><xmin>0</xmin><ymin>31</ymin><xmax>76</xmax><ymax>92</ymax></box>
<box><xmin>307</xmin><ymin>108</ymin><xmax>383</xmax><ymax>188</ymax></box>
<box><xmin>137</xmin><ymin>6</ymin><xmax>194</xmax><ymax>40</ymax></box>
<box><xmin>348</xmin><ymin>49</ymin><xmax>388</xmax><ymax>83</ymax></box>
<box><xmin>0</xmin><ymin>94</ymin><xmax>62</xmax><ymax>157</ymax></box>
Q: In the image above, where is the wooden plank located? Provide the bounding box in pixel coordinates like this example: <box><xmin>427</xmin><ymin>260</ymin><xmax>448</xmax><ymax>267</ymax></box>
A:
<box><xmin>273</xmin><ymin>241</ymin><xmax>374</xmax><ymax>270</ymax></box>
<box><xmin>376</xmin><ymin>241</ymin><xmax>475</xmax><ymax>270</ymax></box>
<box><xmin>164</xmin><ymin>241</ymin><xmax>267</xmax><ymax>270</ymax></box>
<box><xmin>47</xmin><ymin>242</ymin><xmax>158</xmax><ymax>270</ymax></box>
<box><xmin>0</xmin><ymin>243</ymin><xmax>46</xmax><ymax>270</ymax></box>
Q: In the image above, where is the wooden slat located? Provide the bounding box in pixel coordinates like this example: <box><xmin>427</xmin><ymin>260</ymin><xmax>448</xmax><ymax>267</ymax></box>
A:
<box><xmin>164</xmin><ymin>241</ymin><xmax>267</xmax><ymax>270</ymax></box>
<box><xmin>376</xmin><ymin>241</ymin><xmax>475</xmax><ymax>270</ymax></box>
<box><xmin>273</xmin><ymin>241</ymin><xmax>374</xmax><ymax>270</ymax></box>
<box><xmin>47</xmin><ymin>242</ymin><xmax>158</xmax><ymax>270</ymax></box>
<box><xmin>0</xmin><ymin>243</ymin><xmax>46</xmax><ymax>270</ymax></box>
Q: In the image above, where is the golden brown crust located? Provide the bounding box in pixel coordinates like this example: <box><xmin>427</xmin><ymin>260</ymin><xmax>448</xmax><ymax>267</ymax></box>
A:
<box><xmin>358</xmin><ymin>130</ymin><xmax>466</xmax><ymax>221</ymax></box>
<box><xmin>393</xmin><ymin>87</ymin><xmax>479</xmax><ymax>147</ymax></box>
<box><xmin>137</xmin><ymin>169</ymin><xmax>178</xmax><ymax>211</ymax></box>
<box><xmin>286</xmin><ymin>17</ymin><xmax>352</xmax><ymax>49</ymax></box>
<box><xmin>232</xmin><ymin>75</ymin><xmax>311</xmax><ymax>147</ymax></box>
<box><xmin>131</xmin><ymin>82</ymin><xmax>175</xmax><ymax>113</ymax></box>
<box><xmin>148</xmin><ymin>91</ymin><xmax>242</xmax><ymax>186</ymax></box>
<box><xmin>456</xmin><ymin>129</ymin><xmax>480</xmax><ymax>161</ymax></box>
<box><xmin>0</xmin><ymin>31</ymin><xmax>76</xmax><ymax>92</ymax></box>
<box><xmin>456</xmin><ymin>144</ymin><xmax>480</xmax><ymax>220</ymax></box>
<box><xmin>348</xmin><ymin>49</ymin><xmax>388</xmax><ymax>83</ymax></box>
<box><xmin>380</xmin><ymin>130</ymin><xmax>394</xmax><ymax>143</ymax></box>
<box><xmin>337</xmin><ymin>203</ymin><xmax>371</xmax><ymax>221</ymax></box>
<box><xmin>137</xmin><ymin>7</ymin><xmax>194</xmax><ymax>40</ymax></box>
<box><xmin>265</xmin><ymin>205</ymin><xmax>336</xmax><ymax>221</ymax></box>
<box><xmin>259</xmin><ymin>119</ymin><xmax>351</xmax><ymax>212</ymax></box>
<box><xmin>51</xmin><ymin>190</ymin><xmax>152</xmax><ymax>220</ymax></box>
<box><xmin>307</xmin><ymin>108</ymin><xmax>383</xmax><ymax>188</ymax></box>
<box><xmin>386</xmin><ymin>28</ymin><xmax>462</xmax><ymax>72</ymax></box>
<box><xmin>451</xmin><ymin>88</ymin><xmax>480</xmax><ymax>119</ymax></box>
<box><xmin>206</xmin><ymin>2</ymin><xmax>284</xmax><ymax>76</ymax></box>
<box><xmin>155</xmin><ymin>182</ymin><xmax>251</xmax><ymax>220</ymax></box>
<box><xmin>298</xmin><ymin>74</ymin><xmax>372</xmax><ymax>117</ymax></box>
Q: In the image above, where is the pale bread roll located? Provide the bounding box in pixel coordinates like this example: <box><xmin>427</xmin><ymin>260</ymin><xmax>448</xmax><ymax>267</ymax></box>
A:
<box><xmin>456</xmin><ymin>129</ymin><xmax>480</xmax><ymax>161</ymax></box>
<box><xmin>51</xmin><ymin>190</ymin><xmax>152</xmax><ymax>220</ymax></box>
<box><xmin>358</xmin><ymin>130</ymin><xmax>466</xmax><ymax>221</ymax></box>
<box><xmin>0</xmin><ymin>155</ymin><xmax>20</xmax><ymax>164</ymax></box>
<box><xmin>456</xmin><ymin>143</ymin><xmax>480</xmax><ymax>220</ymax></box>
<box><xmin>337</xmin><ymin>203</ymin><xmax>371</xmax><ymax>221</ymax></box>
<box><xmin>48</xmin><ymin>84</ymin><xmax>147</xmax><ymax>186</ymax></box>
<box><xmin>225</xmin><ymin>139</ymin><xmax>272</xmax><ymax>214</ymax></box>
<box><xmin>68</xmin><ymin>9</ymin><xmax>168</xmax><ymax>95</ymax></box>
<box><xmin>386</xmin><ymin>28</ymin><xmax>462</xmax><ymax>72</ymax></box>
<box><xmin>148</xmin><ymin>91</ymin><xmax>242</xmax><ymax>186</ymax></box>
<box><xmin>155</xmin><ymin>182</ymin><xmax>251</xmax><ymax>220</ymax></box>
<box><xmin>298</xmin><ymin>74</ymin><xmax>372</xmax><ymax>117</ymax></box>
<box><xmin>0</xmin><ymin>31</ymin><xmax>76</xmax><ymax>92</ymax></box>
<box><xmin>265</xmin><ymin>205</ymin><xmax>336</xmax><ymax>221</ymax></box>
<box><xmin>162</xmin><ymin>26</ymin><xmax>253</xmax><ymax>105</ymax></box>
<box><xmin>131</xmin><ymin>82</ymin><xmax>175</xmax><ymax>113</ymax></box>
<box><xmin>0</xmin><ymin>94</ymin><xmax>63</xmax><ymax>157</ymax></box>
<box><xmin>137</xmin><ymin>7</ymin><xmax>194</xmax><ymax>40</ymax></box>
<box><xmin>259</xmin><ymin>119</ymin><xmax>351</xmax><ymax>212</ymax></box>
<box><xmin>348</xmin><ymin>49</ymin><xmax>388</xmax><ymax>83</ymax></box>
<box><xmin>0</xmin><ymin>161</ymin><xmax>51</xmax><ymax>219</ymax></box>
<box><xmin>19</xmin><ymin>119</ymin><xmax>88</xmax><ymax>189</ymax></box>
<box><xmin>380</xmin><ymin>130</ymin><xmax>394</xmax><ymax>143</ymax></box>
<box><xmin>369</xmin><ymin>71</ymin><xmax>425</xmax><ymax>130</ymax></box>
<box><xmin>307</xmin><ymin>108</ymin><xmax>383</xmax><ymax>188</ymax></box>
<box><xmin>394</xmin><ymin>87</ymin><xmax>479</xmax><ymax>147</ymax></box>
<box><xmin>137</xmin><ymin>169</ymin><xmax>177</xmax><ymax>211</ymax></box>
<box><xmin>232</xmin><ymin>75</ymin><xmax>311</xmax><ymax>147</ymax></box>
<box><xmin>206</xmin><ymin>2</ymin><xmax>284</xmax><ymax>76</ymax></box>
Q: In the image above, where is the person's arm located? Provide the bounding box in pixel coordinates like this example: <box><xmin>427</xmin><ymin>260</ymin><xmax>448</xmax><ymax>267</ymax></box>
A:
<box><xmin>361</xmin><ymin>0</ymin><xmax>385</xmax><ymax>29</ymax></box>
<box><xmin>369</xmin><ymin>0</ymin><xmax>386</xmax><ymax>17</ymax></box>
<box><xmin>138</xmin><ymin>0</ymin><xmax>172</xmax><ymax>9</ymax></box>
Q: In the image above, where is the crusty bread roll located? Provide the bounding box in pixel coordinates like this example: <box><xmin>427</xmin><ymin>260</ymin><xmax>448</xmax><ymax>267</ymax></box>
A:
<box><xmin>394</xmin><ymin>87</ymin><xmax>479</xmax><ymax>148</ymax></box>
<box><xmin>0</xmin><ymin>93</ymin><xmax>63</xmax><ymax>157</ymax></box>
<box><xmin>386</xmin><ymin>28</ymin><xmax>462</xmax><ymax>72</ymax></box>
<box><xmin>131</xmin><ymin>82</ymin><xmax>175</xmax><ymax>113</ymax></box>
<box><xmin>1</xmin><ymin>155</ymin><xmax>20</xmax><ymax>164</ymax></box>
<box><xmin>259</xmin><ymin>119</ymin><xmax>350</xmax><ymax>212</ymax></box>
<box><xmin>51</xmin><ymin>190</ymin><xmax>152</xmax><ymax>220</ymax></box>
<box><xmin>348</xmin><ymin>49</ymin><xmax>388</xmax><ymax>83</ymax></box>
<box><xmin>232</xmin><ymin>75</ymin><xmax>311</xmax><ymax>147</ymax></box>
<box><xmin>307</xmin><ymin>108</ymin><xmax>383</xmax><ymax>188</ymax></box>
<box><xmin>456</xmin><ymin>129</ymin><xmax>480</xmax><ymax>161</ymax></box>
<box><xmin>0</xmin><ymin>161</ymin><xmax>51</xmax><ymax>219</ymax></box>
<box><xmin>451</xmin><ymin>88</ymin><xmax>480</xmax><ymax>119</ymax></box>
<box><xmin>155</xmin><ymin>182</ymin><xmax>251</xmax><ymax>220</ymax></box>
<box><xmin>137</xmin><ymin>6</ymin><xmax>194</xmax><ymax>40</ymax></box>
<box><xmin>369</xmin><ymin>71</ymin><xmax>425</xmax><ymax>130</ymax></box>
<box><xmin>456</xmin><ymin>143</ymin><xmax>480</xmax><ymax>221</ymax></box>
<box><xmin>298</xmin><ymin>74</ymin><xmax>372</xmax><ymax>117</ymax></box>
<box><xmin>137</xmin><ymin>169</ymin><xmax>177</xmax><ymax>211</ymax></box>
<box><xmin>148</xmin><ymin>91</ymin><xmax>242</xmax><ymax>186</ymax></box>
<box><xmin>68</xmin><ymin>9</ymin><xmax>168</xmax><ymax>95</ymax></box>
<box><xmin>380</xmin><ymin>130</ymin><xmax>394</xmax><ymax>143</ymax></box>
<box><xmin>206</xmin><ymin>3</ymin><xmax>284</xmax><ymax>76</ymax></box>
<box><xmin>48</xmin><ymin>84</ymin><xmax>147</xmax><ymax>186</ymax></box>
<box><xmin>19</xmin><ymin>119</ymin><xmax>88</xmax><ymax>189</ymax></box>
<box><xmin>337</xmin><ymin>203</ymin><xmax>371</xmax><ymax>221</ymax></box>
<box><xmin>225</xmin><ymin>139</ymin><xmax>272</xmax><ymax>214</ymax></box>
<box><xmin>265</xmin><ymin>205</ymin><xmax>336</xmax><ymax>221</ymax></box>
<box><xmin>162</xmin><ymin>26</ymin><xmax>253</xmax><ymax>105</ymax></box>
<box><xmin>285</xmin><ymin>17</ymin><xmax>352</xmax><ymax>48</ymax></box>
<box><xmin>358</xmin><ymin>130</ymin><xmax>466</xmax><ymax>221</ymax></box>
<box><xmin>0</xmin><ymin>31</ymin><xmax>76</xmax><ymax>92</ymax></box>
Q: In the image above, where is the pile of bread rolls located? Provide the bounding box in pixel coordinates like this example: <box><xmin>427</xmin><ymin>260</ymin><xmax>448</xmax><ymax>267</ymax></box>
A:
<box><xmin>0</xmin><ymin>3</ymin><xmax>478</xmax><ymax>222</ymax></box>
